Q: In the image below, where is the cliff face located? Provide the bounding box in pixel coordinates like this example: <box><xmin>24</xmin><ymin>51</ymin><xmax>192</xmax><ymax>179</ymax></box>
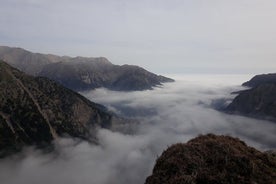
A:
<box><xmin>0</xmin><ymin>61</ymin><xmax>113</xmax><ymax>155</ymax></box>
<box><xmin>0</xmin><ymin>46</ymin><xmax>174</xmax><ymax>91</ymax></box>
<box><xmin>145</xmin><ymin>134</ymin><xmax>276</xmax><ymax>184</ymax></box>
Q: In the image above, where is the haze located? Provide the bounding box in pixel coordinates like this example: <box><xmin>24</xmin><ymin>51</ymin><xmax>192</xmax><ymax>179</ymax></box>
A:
<box><xmin>1</xmin><ymin>0</ymin><xmax>276</xmax><ymax>73</ymax></box>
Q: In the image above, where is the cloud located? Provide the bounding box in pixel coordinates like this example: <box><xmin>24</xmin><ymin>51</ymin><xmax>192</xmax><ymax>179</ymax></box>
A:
<box><xmin>0</xmin><ymin>74</ymin><xmax>276</xmax><ymax>184</ymax></box>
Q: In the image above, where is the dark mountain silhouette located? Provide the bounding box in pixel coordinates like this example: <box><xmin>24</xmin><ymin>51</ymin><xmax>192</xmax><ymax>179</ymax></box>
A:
<box><xmin>243</xmin><ymin>73</ymin><xmax>276</xmax><ymax>87</ymax></box>
<box><xmin>226</xmin><ymin>73</ymin><xmax>276</xmax><ymax>122</ymax></box>
<box><xmin>145</xmin><ymin>134</ymin><xmax>276</xmax><ymax>184</ymax></box>
<box><xmin>0</xmin><ymin>60</ymin><xmax>120</xmax><ymax>156</ymax></box>
<box><xmin>0</xmin><ymin>46</ymin><xmax>174</xmax><ymax>91</ymax></box>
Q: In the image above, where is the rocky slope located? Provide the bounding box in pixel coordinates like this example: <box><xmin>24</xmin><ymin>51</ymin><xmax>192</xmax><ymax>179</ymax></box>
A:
<box><xmin>0</xmin><ymin>46</ymin><xmax>174</xmax><ymax>91</ymax></box>
<box><xmin>0</xmin><ymin>61</ymin><xmax>115</xmax><ymax>156</ymax></box>
<box><xmin>145</xmin><ymin>134</ymin><xmax>276</xmax><ymax>184</ymax></box>
<box><xmin>226</xmin><ymin>74</ymin><xmax>276</xmax><ymax>122</ymax></box>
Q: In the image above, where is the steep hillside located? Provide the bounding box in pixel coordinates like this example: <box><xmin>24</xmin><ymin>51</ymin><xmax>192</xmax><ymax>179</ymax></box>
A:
<box><xmin>0</xmin><ymin>61</ymin><xmax>114</xmax><ymax>156</ymax></box>
<box><xmin>146</xmin><ymin>134</ymin><xmax>276</xmax><ymax>184</ymax></box>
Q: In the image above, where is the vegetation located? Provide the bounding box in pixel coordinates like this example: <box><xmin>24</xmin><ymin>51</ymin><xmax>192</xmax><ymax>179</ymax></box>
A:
<box><xmin>146</xmin><ymin>134</ymin><xmax>276</xmax><ymax>184</ymax></box>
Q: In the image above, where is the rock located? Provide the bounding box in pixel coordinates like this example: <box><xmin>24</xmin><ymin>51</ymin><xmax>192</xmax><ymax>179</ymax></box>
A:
<box><xmin>145</xmin><ymin>134</ymin><xmax>276</xmax><ymax>184</ymax></box>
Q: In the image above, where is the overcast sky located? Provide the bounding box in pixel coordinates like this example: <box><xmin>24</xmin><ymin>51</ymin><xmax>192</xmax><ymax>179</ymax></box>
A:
<box><xmin>1</xmin><ymin>0</ymin><xmax>276</xmax><ymax>74</ymax></box>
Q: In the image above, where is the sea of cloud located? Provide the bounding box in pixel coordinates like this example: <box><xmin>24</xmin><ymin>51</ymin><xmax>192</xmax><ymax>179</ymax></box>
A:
<box><xmin>0</xmin><ymin>74</ymin><xmax>275</xmax><ymax>184</ymax></box>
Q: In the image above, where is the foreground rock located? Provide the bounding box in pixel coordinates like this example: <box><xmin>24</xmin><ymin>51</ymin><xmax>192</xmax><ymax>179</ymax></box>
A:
<box><xmin>146</xmin><ymin>134</ymin><xmax>276</xmax><ymax>184</ymax></box>
<box><xmin>0</xmin><ymin>46</ymin><xmax>174</xmax><ymax>91</ymax></box>
<box><xmin>0</xmin><ymin>61</ymin><xmax>116</xmax><ymax>156</ymax></box>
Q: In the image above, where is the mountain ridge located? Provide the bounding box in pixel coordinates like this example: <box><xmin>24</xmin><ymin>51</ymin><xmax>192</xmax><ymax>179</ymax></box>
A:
<box><xmin>0</xmin><ymin>46</ymin><xmax>174</xmax><ymax>91</ymax></box>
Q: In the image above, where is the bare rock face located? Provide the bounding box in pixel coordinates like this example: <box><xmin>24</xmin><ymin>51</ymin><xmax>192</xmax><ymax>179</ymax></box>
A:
<box><xmin>145</xmin><ymin>134</ymin><xmax>276</xmax><ymax>184</ymax></box>
<box><xmin>0</xmin><ymin>61</ymin><xmax>114</xmax><ymax>156</ymax></box>
<box><xmin>0</xmin><ymin>46</ymin><xmax>174</xmax><ymax>91</ymax></box>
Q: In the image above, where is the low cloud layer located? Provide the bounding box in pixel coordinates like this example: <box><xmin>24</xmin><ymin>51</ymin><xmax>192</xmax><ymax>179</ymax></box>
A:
<box><xmin>1</xmin><ymin>74</ymin><xmax>276</xmax><ymax>184</ymax></box>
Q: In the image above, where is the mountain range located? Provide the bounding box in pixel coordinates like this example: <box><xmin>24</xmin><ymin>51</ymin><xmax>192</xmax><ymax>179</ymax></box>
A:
<box><xmin>0</xmin><ymin>46</ymin><xmax>174</xmax><ymax>91</ymax></box>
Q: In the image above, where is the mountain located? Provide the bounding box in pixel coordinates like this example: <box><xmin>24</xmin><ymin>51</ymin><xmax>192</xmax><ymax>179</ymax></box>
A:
<box><xmin>39</xmin><ymin>61</ymin><xmax>173</xmax><ymax>91</ymax></box>
<box><xmin>226</xmin><ymin>74</ymin><xmax>276</xmax><ymax>122</ymax></box>
<box><xmin>0</xmin><ymin>60</ymin><xmax>116</xmax><ymax>156</ymax></box>
<box><xmin>145</xmin><ymin>134</ymin><xmax>276</xmax><ymax>184</ymax></box>
<box><xmin>0</xmin><ymin>46</ymin><xmax>174</xmax><ymax>91</ymax></box>
<box><xmin>243</xmin><ymin>73</ymin><xmax>276</xmax><ymax>87</ymax></box>
<box><xmin>226</xmin><ymin>83</ymin><xmax>276</xmax><ymax>122</ymax></box>
<box><xmin>0</xmin><ymin>46</ymin><xmax>58</xmax><ymax>75</ymax></box>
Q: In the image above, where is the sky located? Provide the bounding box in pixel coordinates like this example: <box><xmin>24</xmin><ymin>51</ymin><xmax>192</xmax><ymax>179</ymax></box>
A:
<box><xmin>1</xmin><ymin>0</ymin><xmax>276</xmax><ymax>73</ymax></box>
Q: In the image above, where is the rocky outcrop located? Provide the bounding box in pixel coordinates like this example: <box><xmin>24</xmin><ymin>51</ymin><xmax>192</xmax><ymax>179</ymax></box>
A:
<box><xmin>0</xmin><ymin>46</ymin><xmax>174</xmax><ymax>91</ymax></box>
<box><xmin>0</xmin><ymin>61</ymin><xmax>115</xmax><ymax>156</ymax></box>
<box><xmin>145</xmin><ymin>134</ymin><xmax>276</xmax><ymax>184</ymax></box>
